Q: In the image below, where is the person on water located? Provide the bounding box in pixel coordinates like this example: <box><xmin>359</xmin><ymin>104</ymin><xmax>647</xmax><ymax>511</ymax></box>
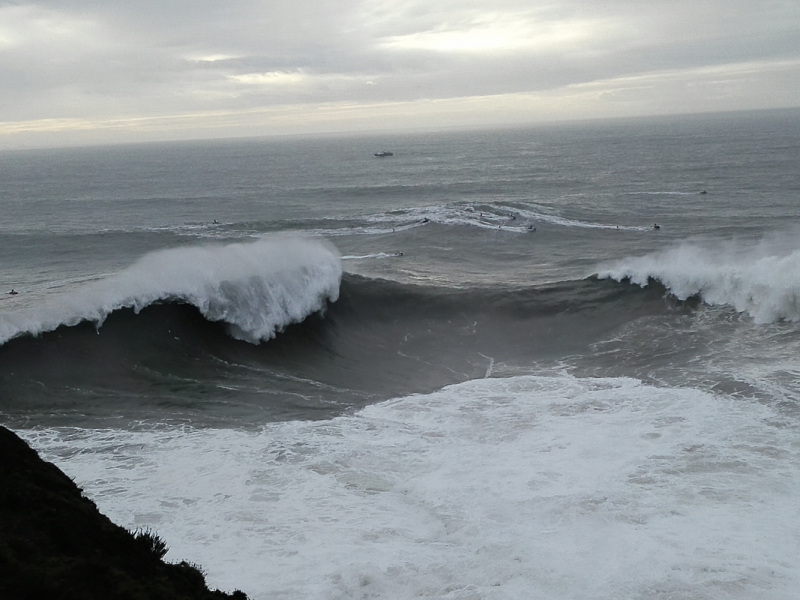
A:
<box><xmin>653</xmin><ymin>223</ymin><xmax>661</xmax><ymax>230</ymax></box>
<box><xmin>7</xmin><ymin>289</ymin><xmax>18</xmax><ymax>295</ymax></box>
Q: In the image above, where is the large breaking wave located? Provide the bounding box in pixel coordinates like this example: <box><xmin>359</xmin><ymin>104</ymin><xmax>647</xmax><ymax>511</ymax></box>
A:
<box><xmin>0</xmin><ymin>236</ymin><xmax>342</xmax><ymax>345</ymax></box>
<box><xmin>596</xmin><ymin>236</ymin><xmax>800</xmax><ymax>323</ymax></box>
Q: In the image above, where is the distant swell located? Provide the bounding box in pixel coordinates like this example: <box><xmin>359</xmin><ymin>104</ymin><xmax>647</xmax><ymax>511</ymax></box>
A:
<box><xmin>596</xmin><ymin>237</ymin><xmax>800</xmax><ymax>323</ymax></box>
<box><xmin>0</xmin><ymin>236</ymin><xmax>342</xmax><ymax>345</ymax></box>
<box><xmin>359</xmin><ymin>201</ymin><xmax>651</xmax><ymax>233</ymax></box>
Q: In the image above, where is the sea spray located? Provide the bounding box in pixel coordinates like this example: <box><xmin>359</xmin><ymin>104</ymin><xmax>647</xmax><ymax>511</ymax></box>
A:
<box><xmin>0</xmin><ymin>236</ymin><xmax>342</xmax><ymax>344</ymax></box>
<box><xmin>596</xmin><ymin>237</ymin><xmax>800</xmax><ymax>323</ymax></box>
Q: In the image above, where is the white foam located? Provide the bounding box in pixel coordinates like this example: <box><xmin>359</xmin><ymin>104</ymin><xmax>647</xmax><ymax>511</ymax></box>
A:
<box><xmin>341</xmin><ymin>253</ymin><xmax>398</xmax><ymax>260</ymax></box>
<box><xmin>361</xmin><ymin>202</ymin><xmax>648</xmax><ymax>232</ymax></box>
<box><xmin>26</xmin><ymin>375</ymin><xmax>800</xmax><ymax>599</ymax></box>
<box><xmin>0</xmin><ymin>236</ymin><xmax>342</xmax><ymax>344</ymax></box>
<box><xmin>597</xmin><ymin>236</ymin><xmax>800</xmax><ymax>323</ymax></box>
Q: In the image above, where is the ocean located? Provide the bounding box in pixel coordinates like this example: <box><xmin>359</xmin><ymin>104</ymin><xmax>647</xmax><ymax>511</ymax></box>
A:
<box><xmin>2</xmin><ymin>108</ymin><xmax>800</xmax><ymax>599</ymax></box>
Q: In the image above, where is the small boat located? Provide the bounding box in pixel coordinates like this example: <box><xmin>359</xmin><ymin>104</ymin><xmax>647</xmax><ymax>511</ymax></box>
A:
<box><xmin>374</xmin><ymin>151</ymin><xmax>393</xmax><ymax>157</ymax></box>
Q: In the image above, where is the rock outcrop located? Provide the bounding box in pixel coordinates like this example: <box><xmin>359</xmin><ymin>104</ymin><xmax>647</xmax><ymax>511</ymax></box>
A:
<box><xmin>0</xmin><ymin>426</ymin><xmax>247</xmax><ymax>600</ymax></box>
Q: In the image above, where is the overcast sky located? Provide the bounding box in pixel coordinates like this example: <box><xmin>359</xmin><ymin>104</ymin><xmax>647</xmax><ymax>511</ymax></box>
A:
<box><xmin>1</xmin><ymin>0</ymin><xmax>799</xmax><ymax>147</ymax></box>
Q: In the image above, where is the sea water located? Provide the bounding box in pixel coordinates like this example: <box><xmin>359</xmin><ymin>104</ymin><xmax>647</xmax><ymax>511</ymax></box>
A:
<box><xmin>2</xmin><ymin>109</ymin><xmax>800</xmax><ymax>598</ymax></box>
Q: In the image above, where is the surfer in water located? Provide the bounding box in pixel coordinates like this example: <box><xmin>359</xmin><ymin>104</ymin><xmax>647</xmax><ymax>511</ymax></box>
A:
<box><xmin>7</xmin><ymin>289</ymin><xmax>18</xmax><ymax>295</ymax></box>
<box><xmin>653</xmin><ymin>223</ymin><xmax>661</xmax><ymax>230</ymax></box>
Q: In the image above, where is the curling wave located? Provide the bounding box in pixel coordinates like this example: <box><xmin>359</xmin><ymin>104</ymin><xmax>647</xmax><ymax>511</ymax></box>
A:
<box><xmin>596</xmin><ymin>238</ymin><xmax>800</xmax><ymax>323</ymax></box>
<box><xmin>0</xmin><ymin>236</ymin><xmax>342</xmax><ymax>344</ymax></box>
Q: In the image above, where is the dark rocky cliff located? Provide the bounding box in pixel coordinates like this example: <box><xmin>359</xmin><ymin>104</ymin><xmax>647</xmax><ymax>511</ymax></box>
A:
<box><xmin>0</xmin><ymin>426</ymin><xmax>248</xmax><ymax>600</ymax></box>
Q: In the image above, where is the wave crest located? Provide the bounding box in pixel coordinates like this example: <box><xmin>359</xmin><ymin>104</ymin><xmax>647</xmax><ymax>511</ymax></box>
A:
<box><xmin>0</xmin><ymin>236</ymin><xmax>342</xmax><ymax>344</ymax></box>
<box><xmin>596</xmin><ymin>238</ymin><xmax>800</xmax><ymax>323</ymax></box>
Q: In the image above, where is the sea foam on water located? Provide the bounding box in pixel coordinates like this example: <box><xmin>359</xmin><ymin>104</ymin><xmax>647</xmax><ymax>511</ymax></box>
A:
<box><xmin>27</xmin><ymin>374</ymin><xmax>800</xmax><ymax>600</ymax></box>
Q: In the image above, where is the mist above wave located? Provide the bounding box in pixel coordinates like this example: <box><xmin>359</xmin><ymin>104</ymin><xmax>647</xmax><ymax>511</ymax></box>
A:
<box><xmin>0</xmin><ymin>236</ymin><xmax>342</xmax><ymax>344</ymax></box>
<box><xmin>596</xmin><ymin>236</ymin><xmax>800</xmax><ymax>323</ymax></box>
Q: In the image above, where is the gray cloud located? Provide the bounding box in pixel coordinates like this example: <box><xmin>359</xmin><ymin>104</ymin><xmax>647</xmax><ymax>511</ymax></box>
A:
<box><xmin>1</xmin><ymin>0</ymin><xmax>799</xmax><ymax>145</ymax></box>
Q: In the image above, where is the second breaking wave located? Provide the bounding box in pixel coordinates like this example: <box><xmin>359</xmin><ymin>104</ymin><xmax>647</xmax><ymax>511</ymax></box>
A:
<box><xmin>596</xmin><ymin>234</ymin><xmax>800</xmax><ymax>323</ymax></box>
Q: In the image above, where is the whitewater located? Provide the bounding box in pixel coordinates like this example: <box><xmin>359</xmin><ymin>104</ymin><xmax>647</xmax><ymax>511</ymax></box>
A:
<box><xmin>25</xmin><ymin>375</ymin><xmax>800</xmax><ymax>599</ymax></box>
<box><xmin>597</xmin><ymin>234</ymin><xmax>800</xmax><ymax>324</ymax></box>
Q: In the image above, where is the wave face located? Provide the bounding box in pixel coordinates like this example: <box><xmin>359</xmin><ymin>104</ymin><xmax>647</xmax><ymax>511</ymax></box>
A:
<box><xmin>0</xmin><ymin>236</ymin><xmax>342</xmax><ymax>345</ymax></box>
<box><xmin>596</xmin><ymin>235</ymin><xmax>800</xmax><ymax>323</ymax></box>
<box><xmin>0</xmin><ymin>273</ymin><xmax>690</xmax><ymax>426</ymax></box>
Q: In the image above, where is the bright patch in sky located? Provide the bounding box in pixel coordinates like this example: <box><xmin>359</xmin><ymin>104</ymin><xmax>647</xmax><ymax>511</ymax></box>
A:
<box><xmin>190</xmin><ymin>54</ymin><xmax>242</xmax><ymax>63</ymax></box>
<box><xmin>379</xmin><ymin>15</ymin><xmax>605</xmax><ymax>53</ymax></box>
<box><xmin>231</xmin><ymin>71</ymin><xmax>308</xmax><ymax>86</ymax></box>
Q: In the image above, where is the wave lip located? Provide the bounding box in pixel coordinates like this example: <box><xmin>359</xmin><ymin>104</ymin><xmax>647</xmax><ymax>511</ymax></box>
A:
<box><xmin>0</xmin><ymin>236</ymin><xmax>342</xmax><ymax>344</ymax></box>
<box><xmin>596</xmin><ymin>239</ymin><xmax>800</xmax><ymax>323</ymax></box>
